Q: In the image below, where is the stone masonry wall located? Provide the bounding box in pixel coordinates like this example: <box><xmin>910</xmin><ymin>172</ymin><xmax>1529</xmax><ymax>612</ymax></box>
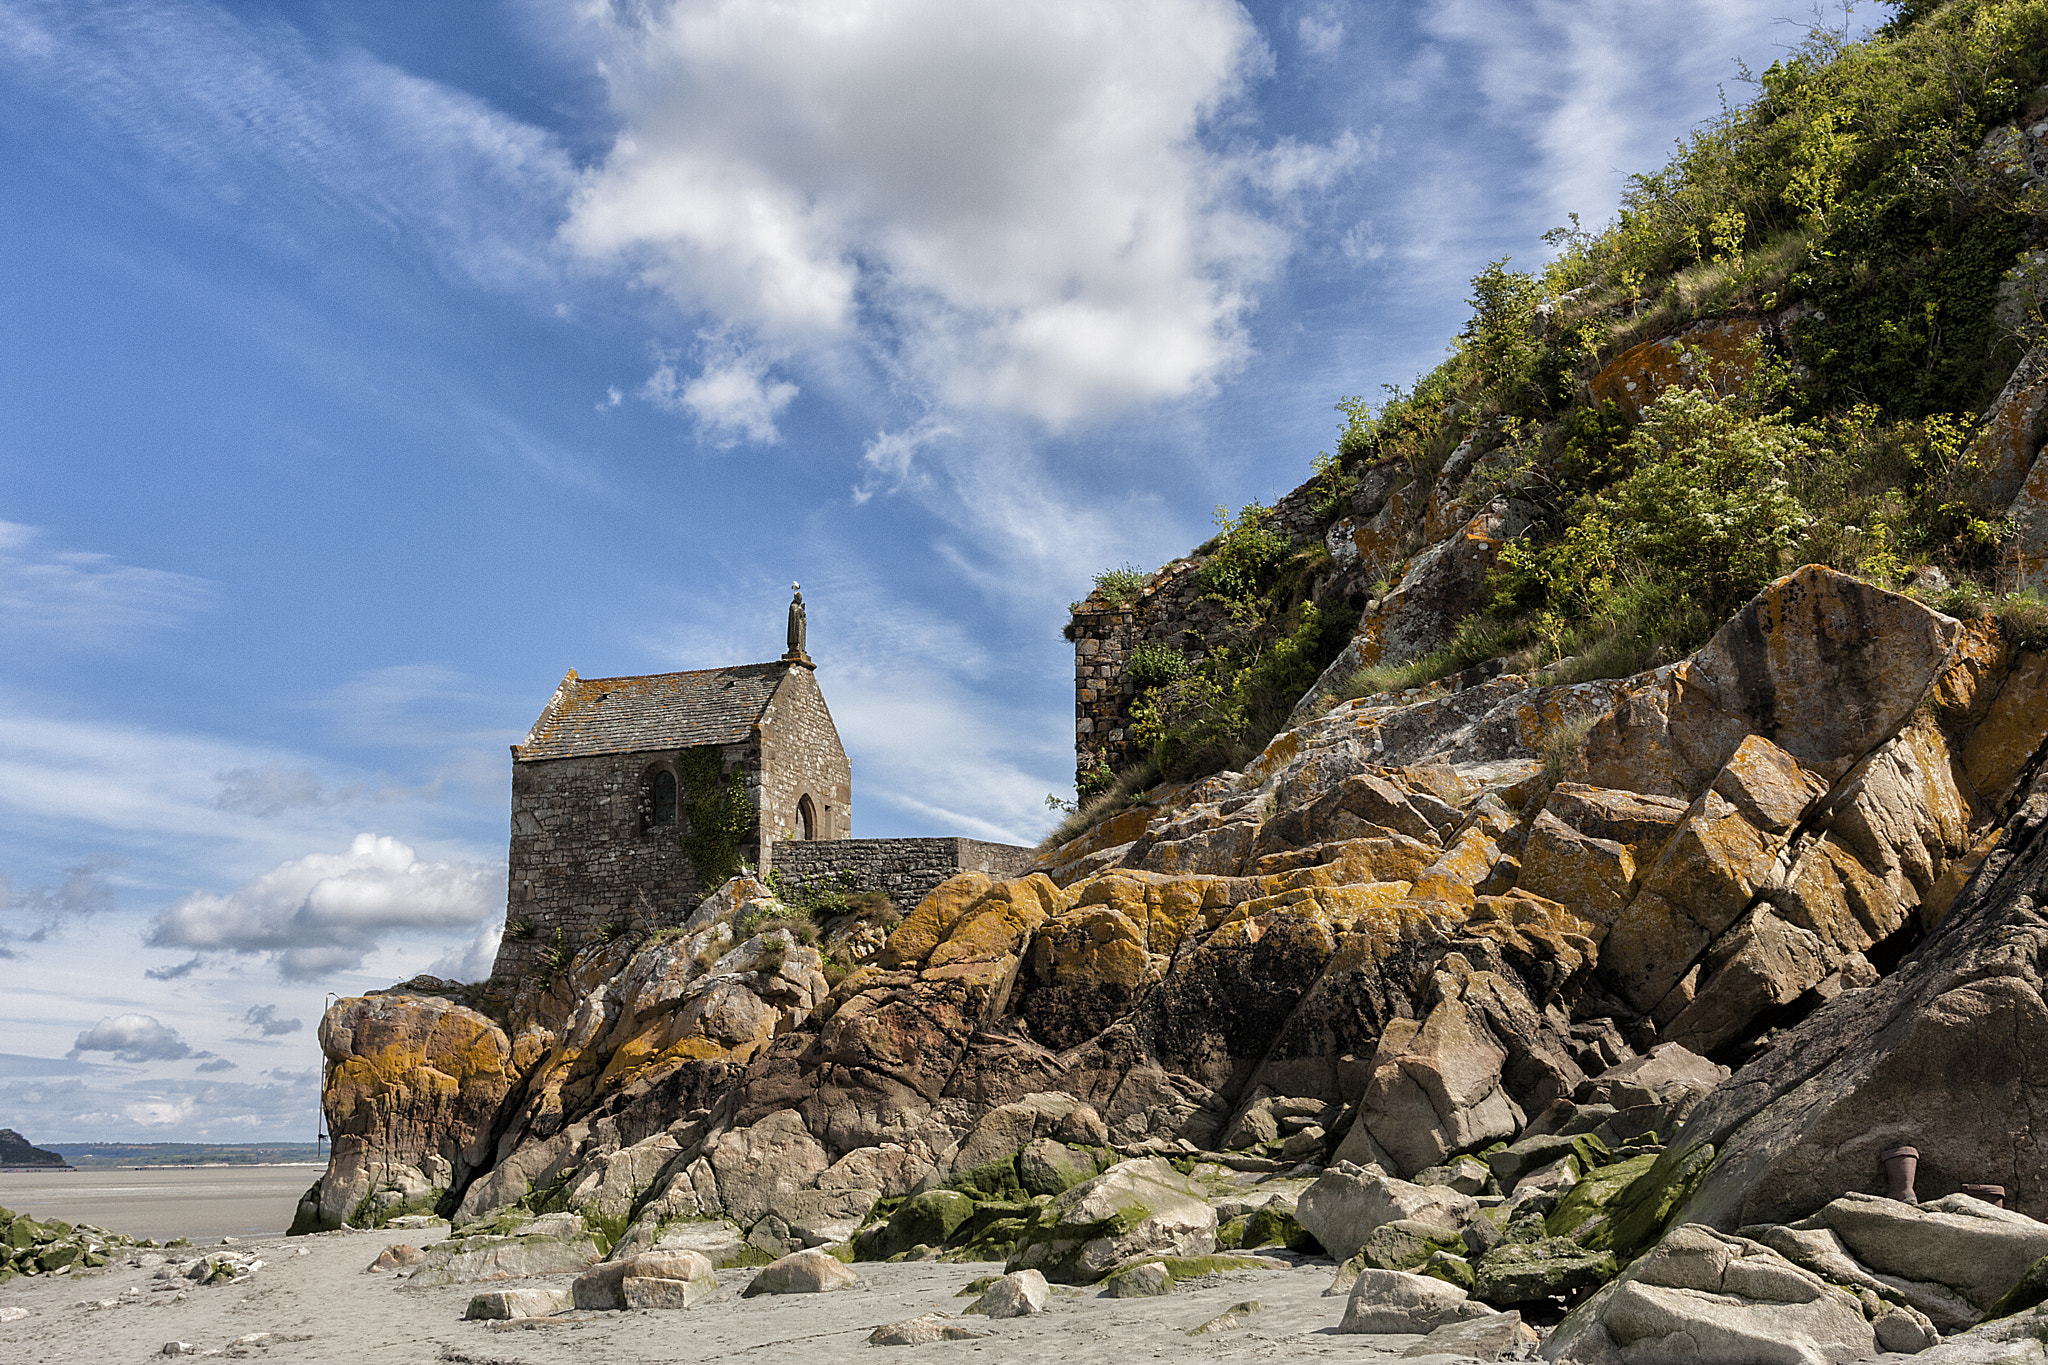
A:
<box><xmin>1065</xmin><ymin>466</ymin><xmax>1381</xmax><ymax>787</ymax></box>
<box><xmin>492</xmin><ymin>741</ymin><xmax>760</xmax><ymax>985</ymax></box>
<box><xmin>758</xmin><ymin>666</ymin><xmax>852</xmax><ymax>849</ymax></box>
<box><xmin>772</xmin><ymin>838</ymin><xmax>1038</xmax><ymax>915</ymax></box>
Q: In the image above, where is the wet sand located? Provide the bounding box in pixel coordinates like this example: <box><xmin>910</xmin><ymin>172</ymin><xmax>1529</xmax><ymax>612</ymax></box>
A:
<box><xmin>0</xmin><ymin>1166</ymin><xmax>316</xmax><ymax>1242</ymax></box>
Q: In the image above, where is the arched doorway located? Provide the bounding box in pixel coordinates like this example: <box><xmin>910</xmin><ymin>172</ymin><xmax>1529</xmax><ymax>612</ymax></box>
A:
<box><xmin>797</xmin><ymin>794</ymin><xmax>817</xmax><ymax>841</ymax></box>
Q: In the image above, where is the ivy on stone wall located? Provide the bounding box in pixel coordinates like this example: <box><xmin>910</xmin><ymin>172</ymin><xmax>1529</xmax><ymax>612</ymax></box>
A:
<box><xmin>678</xmin><ymin>746</ymin><xmax>754</xmax><ymax>889</ymax></box>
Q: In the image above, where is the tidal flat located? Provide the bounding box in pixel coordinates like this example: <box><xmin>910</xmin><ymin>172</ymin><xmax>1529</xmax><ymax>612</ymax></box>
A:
<box><xmin>0</xmin><ymin>1166</ymin><xmax>316</xmax><ymax>1243</ymax></box>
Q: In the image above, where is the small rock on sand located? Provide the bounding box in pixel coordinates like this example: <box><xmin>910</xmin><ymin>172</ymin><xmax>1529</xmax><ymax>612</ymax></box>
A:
<box><xmin>1101</xmin><ymin>1262</ymin><xmax>1172</xmax><ymax>1298</ymax></box>
<box><xmin>867</xmin><ymin>1313</ymin><xmax>991</xmax><ymax>1346</ymax></box>
<box><xmin>367</xmin><ymin>1244</ymin><xmax>427</xmax><ymax>1272</ymax></box>
<box><xmin>1338</xmin><ymin>1267</ymin><xmax>1496</xmax><ymax>1333</ymax></box>
<box><xmin>0</xmin><ymin>1306</ymin><xmax>29</xmax><ymax>1322</ymax></box>
<box><xmin>1401</xmin><ymin>1310</ymin><xmax>1536</xmax><ymax>1359</ymax></box>
<box><xmin>465</xmin><ymin>1286</ymin><xmax>576</xmax><ymax>1320</ymax></box>
<box><xmin>742</xmin><ymin>1248</ymin><xmax>863</xmax><ymax>1297</ymax></box>
<box><xmin>968</xmin><ymin>1269</ymin><xmax>1049</xmax><ymax>1318</ymax></box>
<box><xmin>574</xmin><ymin>1250</ymin><xmax>719</xmax><ymax>1310</ymax></box>
<box><xmin>1188</xmin><ymin>1300</ymin><xmax>1263</xmax><ymax>1336</ymax></box>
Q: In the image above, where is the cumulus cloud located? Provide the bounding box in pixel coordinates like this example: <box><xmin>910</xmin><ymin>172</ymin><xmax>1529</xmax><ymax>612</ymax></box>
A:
<box><xmin>144</xmin><ymin>955</ymin><xmax>206</xmax><ymax>981</ymax></box>
<box><xmin>195</xmin><ymin>1058</ymin><xmax>237</xmax><ymax>1073</ymax></box>
<box><xmin>146</xmin><ymin>833</ymin><xmax>501</xmax><ymax>979</ymax></box>
<box><xmin>241</xmin><ymin>1004</ymin><xmax>302</xmax><ymax>1037</ymax></box>
<box><xmin>426</xmin><ymin>919</ymin><xmax>503</xmax><ymax>984</ymax></box>
<box><xmin>0</xmin><ymin>520</ymin><xmax>212</xmax><ymax>648</ymax></box>
<box><xmin>69</xmin><ymin>1014</ymin><xmax>193</xmax><ymax>1063</ymax></box>
<box><xmin>642</xmin><ymin>341</ymin><xmax>798</xmax><ymax>446</ymax></box>
<box><xmin>563</xmin><ymin>0</ymin><xmax>1345</xmax><ymax>428</ymax></box>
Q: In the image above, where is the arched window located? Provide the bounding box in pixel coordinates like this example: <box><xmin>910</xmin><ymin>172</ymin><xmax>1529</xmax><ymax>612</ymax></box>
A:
<box><xmin>650</xmin><ymin>769</ymin><xmax>677</xmax><ymax>828</ymax></box>
<box><xmin>797</xmin><ymin>794</ymin><xmax>817</xmax><ymax>841</ymax></box>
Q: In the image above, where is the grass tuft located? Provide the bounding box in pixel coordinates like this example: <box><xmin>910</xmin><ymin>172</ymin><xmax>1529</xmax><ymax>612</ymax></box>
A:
<box><xmin>1040</xmin><ymin>758</ymin><xmax>1163</xmax><ymax>852</ymax></box>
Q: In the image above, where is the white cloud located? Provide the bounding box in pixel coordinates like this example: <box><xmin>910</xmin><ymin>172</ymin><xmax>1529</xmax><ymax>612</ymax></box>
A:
<box><xmin>562</xmin><ymin>0</ymin><xmax>1344</xmax><ymax>428</ymax></box>
<box><xmin>854</xmin><ymin>417</ymin><xmax>958</xmax><ymax>502</ymax></box>
<box><xmin>1248</xmin><ymin>130</ymin><xmax>1364</xmax><ymax>199</ymax></box>
<box><xmin>1297</xmin><ymin>6</ymin><xmax>1345</xmax><ymax>56</ymax></box>
<box><xmin>0</xmin><ymin>520</ymin><xmax>213</xmax><ymax>648</ymax></box>
<box><xmin>1404</xmin><ymin>0</ymin><xmax>1879</xmax><ymax>243</ymax></box>
<box><xmin>70</xmin><ymin>1013</ymin><xmax>194</xmax><ymax>1063</ymax></box>
<box><xmin>642</xmin><ymin>342</ymin><xmax>799</xmax><ymax>446</ymax></box>
<box><xmin>145</xmin><ymin>833</ymin><xmax>502</xmax><ymax>980</ymax></box>
<box><xmin>426</xmin><ymin>919</ymin><xmax>503</xmax><ymax>985</ymax></box>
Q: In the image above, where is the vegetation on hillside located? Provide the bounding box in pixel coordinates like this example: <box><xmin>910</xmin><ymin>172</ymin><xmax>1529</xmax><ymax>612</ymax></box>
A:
<box><xmin>1076</xmin><ymin>0</ymin><xmax>2048</xmax><ymax>805</ymax></box>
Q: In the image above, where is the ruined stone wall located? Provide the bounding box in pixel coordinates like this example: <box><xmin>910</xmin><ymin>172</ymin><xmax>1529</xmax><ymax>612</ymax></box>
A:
<box><xmin>492</xmin><ymin>741</ymin><xmax>760</xmax><ymax>984</ymax></box>
<box><xmin>771</xmin><ymin>838</ymin><xmax>1037</xmax><ymax>915</ymax></box>
<box><xmin>758</xmin><ymin>666</ymin><xmax>852</xmax><ymax>848</ymax></box>
<box><xmin>1066</xmin><ymin>471</ymin><xmax>1355</xmax><ymax>784</ymax></box>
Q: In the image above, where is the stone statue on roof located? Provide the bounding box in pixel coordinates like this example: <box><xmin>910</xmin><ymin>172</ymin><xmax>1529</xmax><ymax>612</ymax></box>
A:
<box><xmin>785</xmin><ymin>582</ymin><xmax>810</xmax><ymax>664</ymax></box>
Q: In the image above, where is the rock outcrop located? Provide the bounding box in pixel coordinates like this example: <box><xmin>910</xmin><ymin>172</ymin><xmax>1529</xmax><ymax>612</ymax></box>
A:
<box><xmin>304</xmin><ymin>564</ymin><xmax>2048</xmax><ymax>1353</ymax></box>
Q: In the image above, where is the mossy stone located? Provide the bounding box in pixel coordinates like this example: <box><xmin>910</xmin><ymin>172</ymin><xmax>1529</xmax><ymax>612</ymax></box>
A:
<box><xmin>1986</xmin><ymin>1251</ymin><xmax>2048</xmax><ymax>1322</ymax></box>
<box><xmin>1241</xmin><ymin>1204</ymin><xmax>1315</xmax><ymax>1252</ymax></box>
<box><xmin>1420</xmin><ymin>1249</ymin><xmax>1476</xmax><ymax>1292</ymax></box>
<box><xmin>1546</xmin><ymin>1152</ymin><xmax>1660</xmax><ymax>1241</ymax></box>
<box><xmin>1360</xmin><ymin>1219</ymin><xmax>1468</xmax><ymax>1272</ymax></box>
<box><xmin>857</xmin><ymin>1189</ymin><xmax>978</xmax><ymax>1260</ymax></box>
<box><xmin>1473</xmin><ymin>1237</ymin><xmax>1619</xmax><ymax>1306</ymax></box>
<box><xmin>1582</xmin><ymin>1143</ymin><xmax>1716</xmax><ymax>1258</ymax></box>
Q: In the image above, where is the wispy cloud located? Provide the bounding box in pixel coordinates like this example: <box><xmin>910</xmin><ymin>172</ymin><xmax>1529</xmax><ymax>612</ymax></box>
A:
<box><xmin>0</xmin><ymin>861</ymin><xmax>114</xmax><ymax>950</ymax></box>
<box><xmin>0</xmin><ymin>0</ymin><xmax>574</xmax><ymax>293</ymax></box>
<box><xmin>0</xmin><ymin>1066</ymin><xmax>319</xmax><ymax>1140</ymax></box>
<box><xmin>0</xmin><ymin>520</ymin><xmax>213</xmax><ymax>648</ymax></box>
<box><xmin>240</xmin><ymin>1003</ymin><xmax>302</xmax><ymax>1037</ymax></box>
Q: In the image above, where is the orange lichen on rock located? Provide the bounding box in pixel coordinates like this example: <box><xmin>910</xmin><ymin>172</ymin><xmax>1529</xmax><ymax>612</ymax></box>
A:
<box><xmin>1588</xmin><ymin>318</ymin><xmax>1765</xmax><ymax>416</ymax></box>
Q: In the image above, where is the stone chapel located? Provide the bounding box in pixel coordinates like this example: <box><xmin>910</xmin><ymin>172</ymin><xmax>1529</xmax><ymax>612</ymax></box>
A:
<box><xmin>489</xmin><ymin>587</ymin><xmax>1034</xmax><ymax>986</ymax></box>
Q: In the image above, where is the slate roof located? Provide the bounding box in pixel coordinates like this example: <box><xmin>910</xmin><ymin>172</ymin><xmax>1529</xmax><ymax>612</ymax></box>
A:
<box><xmin>514</xmin><ymin>663</ymin><xmax>790</xmax><ymax>761</ymax></box>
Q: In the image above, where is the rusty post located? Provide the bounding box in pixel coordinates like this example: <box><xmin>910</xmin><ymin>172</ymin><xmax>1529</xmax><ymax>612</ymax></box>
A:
<box><xmin>1881</xmin><ymin>1146</ymin><xmax>1920</xmax><ymax>1203</ymax></box>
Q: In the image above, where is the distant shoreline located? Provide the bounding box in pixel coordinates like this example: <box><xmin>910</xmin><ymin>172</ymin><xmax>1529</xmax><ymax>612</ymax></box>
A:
<box><xmin>0</xmin><ymin>1162</ymin><xmax>325</xmax><ymax>1172</ymax></box>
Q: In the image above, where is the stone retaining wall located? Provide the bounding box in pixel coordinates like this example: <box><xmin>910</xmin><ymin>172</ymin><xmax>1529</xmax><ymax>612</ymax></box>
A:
<box><xmin>771</xmin><ymin>837</ymin><xmax>1038</xmax><ymax>913</ymax></box>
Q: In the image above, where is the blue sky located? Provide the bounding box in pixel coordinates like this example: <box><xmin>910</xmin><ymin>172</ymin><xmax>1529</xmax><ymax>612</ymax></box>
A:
<box><xmin>0</xmin><ymin>0</ymin><xmax>1875</xmax><ymax>1140</ymax></box>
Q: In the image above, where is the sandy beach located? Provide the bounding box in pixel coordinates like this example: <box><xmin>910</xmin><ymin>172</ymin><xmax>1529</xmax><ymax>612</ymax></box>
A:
<box><xmin>0</xmin><ymin>1167</ymin><xmax>316</xmax><ymax>1243</ymax></box>
<box><xmin>0</xmin><ymin>1228</ymin><xmax>1476</xmax><ymax>1365</ymax></box>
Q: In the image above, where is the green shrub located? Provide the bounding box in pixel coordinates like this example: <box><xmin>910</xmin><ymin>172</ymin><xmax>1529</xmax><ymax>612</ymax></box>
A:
<box><xmin>1309</xmin><ymin>450</ymin><xmax>1355</xmax><ymax>516</ymax></box>
<box><xmin>1544</xmin><ymin>714</ymin><xmax>1601</xmax><ymax>782</ymax></box>
<box><xmin>1999</xmin><ymin>589</ymin><xmax>2048</xmax><ymax>649</ymax></box>
<box><xmin>1126</xmin><ymin>643</ymin><xmax>1193</xmax><ymax>688</ymax></box>
<box><xmin>1197</xmin><ymin>502</ymin><xmax>1292</xmax><ymax>602</ymax></box>
<box><xmin>1091</xmin><ymin>564</ymin><xmax>1151</xmax><ymax>606</ymax></box>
